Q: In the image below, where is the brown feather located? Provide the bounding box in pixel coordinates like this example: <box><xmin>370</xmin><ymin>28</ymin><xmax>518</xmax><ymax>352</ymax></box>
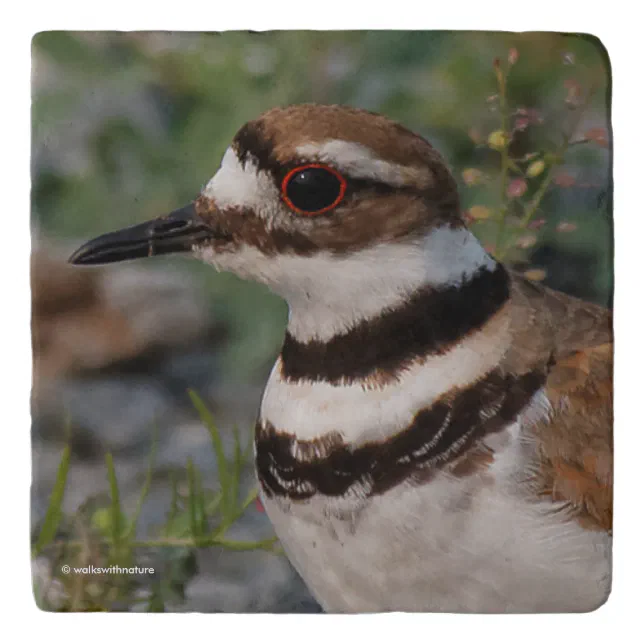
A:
<box><xmin>502</xmin><ymin>274</ymin><xmax>613</xmax><ymax>532</ymax></box>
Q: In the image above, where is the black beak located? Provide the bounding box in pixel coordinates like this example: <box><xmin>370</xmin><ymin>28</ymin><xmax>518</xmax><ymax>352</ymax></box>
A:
<box><xmin>68</xmin><ymin>203</ymin><xmax>214</xmax><ymax>266</ymax></box>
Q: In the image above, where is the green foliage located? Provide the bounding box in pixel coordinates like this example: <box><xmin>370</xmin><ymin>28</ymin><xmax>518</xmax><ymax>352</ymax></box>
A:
<box><xmin>33</xmin><ymin>446</ymin><xmax>70</xmax><ymax>557</ymax></box>
<box><xmin>32</xmin><ymin>394</ymin><xmax>276</xmax><ymax>612</ymax></box>
<box><xmin>462</xmin><ymin>49</ymin><xmax>610</xmax><ymax>282</ymax></box>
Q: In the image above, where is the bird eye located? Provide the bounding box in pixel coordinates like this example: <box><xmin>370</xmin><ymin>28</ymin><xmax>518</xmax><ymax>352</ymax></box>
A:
<box><xmin>281</xmin><ymin>164</ymin><xmax>347</xmax><ymax>215</ymax></box>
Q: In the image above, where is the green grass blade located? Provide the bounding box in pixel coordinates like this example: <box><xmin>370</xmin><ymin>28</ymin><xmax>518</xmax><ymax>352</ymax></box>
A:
<box><xmin>206</xmin><ymin>490</ymin><xmax>223</xmax><ymax>515</ymax></box>
<box><xmin>209</xmin><ymin>485</ymin><xmax>259</xmax><ymax>540</ymax></box>
<box><xmin>188</xmin><ymin>390</ymin><xmax>231</xmax><ymax>516</ymax></box>
<box><xmin>186</xmin><ymin>458</ymin><xmax>199</xmax><ymax>543</ymax></box>
<box><xmin>126</xmin><ymin>426</ymin><xmax>158</xmax><ymax>541</ymax></box>
<box><xmin>234</xmin><ymin>426</ymin><xmax>242</xmax><ymax>466</ymax></box>
<box><xmin>105</xmin><ymin>452</ymin><xmax>123</xmax><ymax>549</ymax></box>
<box><xmin>212</xmin><ymin>536</ymin><xmax>278</xmax><ymax>552</ymax></box>
<box><xmin>239</xmin><ymin>486</ymin><xmax>259</xmax><ymax>514</ymax></box>
<box><xmin>195</xmin><ymin>466</ymin><xmax>208</xmax><ymax>536</ymax></box>
<box><xmin>230</xmin><ymin>426</ymin><xmax>242</xmax><ymax>506</ymax></box>
<box><xmin>243</xmin><ymin>429</ymin><xmax>255</xmax><ymax>461</ymax></box>
<box><xmin>162</xmin><ymin>470</ymin><xmax>180</xmax><ymax>537</ymax></box>
<box><xmin>33</xmin><ymin>445</ymin><xmax>71</xmax><ymax>556</ymax></box>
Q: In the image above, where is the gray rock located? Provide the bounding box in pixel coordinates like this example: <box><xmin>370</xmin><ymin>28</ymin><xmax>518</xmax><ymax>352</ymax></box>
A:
<box><xmin>102</xmin><ymin>266</ymin><xmax>213</xmax><ymax>353</ymax></box>
<box><xmin>155</xmin><ymin>421</ymin><xmax>222</xmax><ymax>474</ymax></box>
<box><xmin>179</xmin><ymin>546</ymin><xmax>319</xmax><ymax>613</ymax></box>
<box><xmin>32</xmin><ymin>557</ymin><xmax>68</xmax><ymax>610</ymax></box>
<box><xmin>31</xmin><ymin>442</ymin><xmax>144</xmax><ymax>522</ymax></box>
<box><xmin>156</xmin><ymin>348</ymin><xmax>222</xmax><ymax>398</ymax></box>
<box><xmin>57</xmin><ymin>376</ymin><xmax>177</xmax><ymax>454</ymax></box>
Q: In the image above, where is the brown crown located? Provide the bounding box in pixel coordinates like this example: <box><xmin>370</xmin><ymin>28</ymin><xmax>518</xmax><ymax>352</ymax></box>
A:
<box><xmin>197</xmin><ymin>104</ymin><xmax>464</xmax><ymax>255</ymax></box>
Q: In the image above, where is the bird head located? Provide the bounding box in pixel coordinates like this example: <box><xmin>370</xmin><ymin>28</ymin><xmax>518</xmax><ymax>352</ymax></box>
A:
<box><xmin>70</xmin><ymin>104</ymin><xmax>494</xmax><ymax>339</ymax></box>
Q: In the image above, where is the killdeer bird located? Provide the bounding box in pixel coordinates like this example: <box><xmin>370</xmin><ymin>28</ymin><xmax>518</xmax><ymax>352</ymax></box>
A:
<box><xmin>70</xmin><ymin>104</ymin><xmax>613</xmax><ymax>613</ymax></box>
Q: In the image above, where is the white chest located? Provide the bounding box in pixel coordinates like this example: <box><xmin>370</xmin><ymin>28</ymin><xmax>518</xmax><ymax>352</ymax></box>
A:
<box><xmin>257</xmin><ymin>349</ymin><xmax>610</xmax><ymax>612</ymax></box>
<box><xmin>260</xmin><ymin>458</ymin><xmax>611</xmax><ymax>613</ymax></box>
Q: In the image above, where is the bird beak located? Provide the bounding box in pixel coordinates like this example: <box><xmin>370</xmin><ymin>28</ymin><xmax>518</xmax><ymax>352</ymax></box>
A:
<box><xmin>68</xmin><ymin>203</ymin><xmax>214</xmax><ymax>266</ymax></box>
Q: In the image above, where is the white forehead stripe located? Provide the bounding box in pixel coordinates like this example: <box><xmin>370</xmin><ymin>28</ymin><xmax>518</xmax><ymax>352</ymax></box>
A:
<box><xmin>296</xmin><ymin>140</ymin><xmax>432</xmax><ymax>189</ymax></box>
<box><xmin>202</xmin><ymin>147</ymin><xmax>278</xmax><ymax>211</ymax></box>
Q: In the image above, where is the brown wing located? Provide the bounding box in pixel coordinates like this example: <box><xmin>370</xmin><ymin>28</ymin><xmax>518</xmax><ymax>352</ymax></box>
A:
<box><xmin>505</xmin><ymin>275</ymin><xmax>613</xmax><ymax>532</ymax></box>
<box><xmin>534</xmin><ymin>342</ymin><xmax>613</xmax><ymax>531</ymax></box>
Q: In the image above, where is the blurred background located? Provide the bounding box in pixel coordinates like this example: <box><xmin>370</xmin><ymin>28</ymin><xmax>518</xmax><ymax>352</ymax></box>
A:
<box><xmin>30</xmin><ymin>31</ymin><xmax>611</xmax><ymax>611</ymax></box>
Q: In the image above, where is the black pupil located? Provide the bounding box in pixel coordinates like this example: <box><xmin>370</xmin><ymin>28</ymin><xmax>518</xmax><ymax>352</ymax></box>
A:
<box><xmin>286</xmin><ymin>167</ymin><xmax>342</xmax><ymax>213</ymax></box>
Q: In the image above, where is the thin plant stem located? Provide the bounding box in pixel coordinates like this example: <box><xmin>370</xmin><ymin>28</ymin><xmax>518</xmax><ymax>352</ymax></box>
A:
<box><xmin>42</xmin><ymin>536</ymin><xmax>278</xmax><ymax>552</ymax></box>
<box><xmin>495</xmin><ymin>62</ymin><xmax>511</xmax><ymax>257</ymax></box>
<box><xmin>519</xmin><ymin>86</ymin><xmax>597</xmax><ymax>232</ymax></box>
<box><xmin>495</xmin><ymin>81</ymin><xmax>597</xmax><ymax>261</ymax></box>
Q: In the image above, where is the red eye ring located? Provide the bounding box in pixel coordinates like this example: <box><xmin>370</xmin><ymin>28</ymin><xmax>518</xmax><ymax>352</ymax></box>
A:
<box><xmin>280</xmin><ymin>163</ymin><xmax>347</xmax><ymax>216</ymax></box>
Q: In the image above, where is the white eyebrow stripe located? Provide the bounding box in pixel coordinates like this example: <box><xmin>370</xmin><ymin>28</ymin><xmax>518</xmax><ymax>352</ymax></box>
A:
<box><xmin>295</xmin><ymin>140</ymin><xmax>432</xmax><ymax>189</ymax></box>
<box><xmin>202</xmin><ymin>147</ymin><xmax>277</xmax><ymax>209</ymax></box>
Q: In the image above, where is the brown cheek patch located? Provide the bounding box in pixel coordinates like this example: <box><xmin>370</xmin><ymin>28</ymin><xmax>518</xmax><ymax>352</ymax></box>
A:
<box><xmin>196</xmin><ymin>189</ymin><xmax>460</xmax><ymax>259</ymax></box>
<box><xmin>299</xmin><ymin>192</ymin><xmax>457</xmax><ymax>253</ymax></box>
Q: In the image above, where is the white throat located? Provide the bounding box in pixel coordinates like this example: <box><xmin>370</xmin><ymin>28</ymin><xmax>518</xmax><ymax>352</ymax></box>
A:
<box><xmin>198</xmin><ymin>225</ymin><xmax>496</xmax><ymax>343</ymax></box>
<box><xmin>282</xmin><ymin>226</ymin><xmax>496</xmax><ymax>342</ymax></box>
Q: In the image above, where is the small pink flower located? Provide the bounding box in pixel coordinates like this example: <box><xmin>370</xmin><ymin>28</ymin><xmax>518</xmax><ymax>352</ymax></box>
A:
<box><xmin>527</xmin><ymin>218</ymin><xmax>547</xmax><ymax>230</ymax></box>
<box><xmin>585</xmin><ymin>127</ymin><xmax>609</xmax><ymax>148</ymax></box>
<box><xmin>526</xmin><ymin>108</ymin><xmax>544</xmax><ymax>125</ymax></box>
<box><xmin>507</xmin><ymin>178</ymin><xmax>528</xmax><ymax>198</ymax></box>
<box><xmin>516</xmin><ymin>234</ymin><xmax>538</xmax><ymax>249</ymax></box>
<box><xmin>462</xmin><ymin>168</ymin><xmax>484</xmax><ymax>186</ymax></box>
<box><xmin>564</xmin><ymin>79</ymin><xmax>582</xmax><ymax>105</ymax></box>
<box><xmin>514</xmin><ymin>116</ymin><xmax>530</xmax><ymax>131</ymax></box>
<box><xmin>554</xmin><ymin>172</ymin><xmax>576</xmax><ymax>188</ymax></box>
<box><xmin>556</xmin><ymin>222</ymin><xmax>578</xmax><ymax>233</ymax></box>
<box><xmin>468</xmin><ymin>127</ymin><xmax>483</xmax><ymax>144</ymax></box>
<box><xmin>508</xmin><ymin>48</ymin><xmax>519</xmax><ymax>65</ymax></box>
